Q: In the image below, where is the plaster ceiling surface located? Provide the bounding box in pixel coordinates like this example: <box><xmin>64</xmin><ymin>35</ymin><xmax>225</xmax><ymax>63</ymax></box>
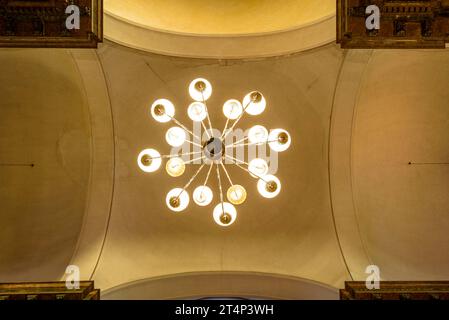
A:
<box><xmin>91</xmin><ymin>42</ymin><xmax>350</xmax><ymax>291</ymax></box>
<box><xmin>1</xmin><ymin>42</ymin><xmax>449</xmax><ymax>297</ymax></box>
<box><xmin>352</xmin><ymin>50</ymin><xmax>449</xmax><ymax>280</ymax></box>
<box><xmin>0</xmin><ymin>49</ymin><xmax>91</xmax><ymax>281</ymax></box>
<box><xmin>105</xmin><ymin>0</ymin><xmax>335</xmax><ymax>35</ymax></box>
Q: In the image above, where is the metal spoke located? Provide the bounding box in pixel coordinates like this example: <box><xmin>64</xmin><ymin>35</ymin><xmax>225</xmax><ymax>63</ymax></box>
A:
<box><xmin>184</xmin><ymin>155</ymin><xmax>205</xmax><ymax>164</ymax></box>
<box><xmin>176</xmin><ymin>163</ymin><xmax>206</xmax><ymax>199</ymax></box>
<box><xmin>152</xmin><ymin>150</ymin><xmax>202</xmax><ymax>160</ymax></box>
<box><xmin>168</xmin><ymin>114</ymin><xmax>202</xmax><ymax>141</ymax></box>
<box><xmin>201</xmin><ymin>121</ymin><xmax>211</xmax><ymax>139</ymax></box>
<box><xmin>220</xmin><ymin>162</ymin><xmax>233</xmax><ymax>186</ymax></box>
<box><xmin>230</xmin><ymin>139</ymin><xmax>278</xmax><ymax>148</ymax></box>
<box><xmin>225</xmin><ymin>154</ymin><xmax>249</xmax><ymax>166</ymax></box>
<box><xmin>185</xmin><ymin>139</ymin><xmax>204</xmax><ymax>148</ymax></box>
<box><xmin>221</xmin><ymin>118</ymin><xmax>230</xmax><ymax>139</ymax></box>
<box><xmin>203</xmin><ymin>163</ymin><xmax>214</xmax><ymax>186</ymax></box>
<box><xmin>202</xmin><ymin>92</ymin><xmax>214</xmax><ymax>134</ymax></box>
<box><xmin>216</xmin><ymin>163</ymin><xmax>225</xmax><ymax>213</ymax></box>
<box><xmin>225</xmin><ymin>136</ymin><xmax>248</xmax><ymax>148</ymax></box>
<box><xmin>222</xmin><ymin>100</ymin><xmax>252</xmax><ymax>140</ymax></box>
<box><xmin>224</xmin><ymin>155</ymin><xmax>268</xmax><ymax>182</ymax></box>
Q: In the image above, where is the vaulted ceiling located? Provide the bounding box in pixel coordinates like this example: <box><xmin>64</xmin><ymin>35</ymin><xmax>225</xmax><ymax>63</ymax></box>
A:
<box><xmin>0</xmin><ymin>2</ymin><xmax>448</xmax><ymax>299</ymax></box>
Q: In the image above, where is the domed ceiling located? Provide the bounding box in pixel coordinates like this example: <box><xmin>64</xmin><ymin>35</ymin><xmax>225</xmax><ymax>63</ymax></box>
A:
<box><xmin>1</xmin><ymin>1</ymin><xmax>449</xmax><ymax>300</ymax></box>
<box><xmin>103</xmin><ymin>0</ymin><xmax>336</xmax><ymax>58</ymax></box>
<box><xmin>105</xmin><ymin>0</ymin><xmax>335</xmax><ymax>35</ymax></box>
<box><xmin>0</xmin><ymin>50</ymin><xmax>91</xmax><ymax>282</ymax></box>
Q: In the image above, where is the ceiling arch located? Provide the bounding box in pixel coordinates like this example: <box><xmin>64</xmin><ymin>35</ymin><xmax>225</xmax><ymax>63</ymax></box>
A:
<box><xmin>330</xmin><ymin>49</ymin><xmax>449</xmax><ymax>281</ymax></box>
<box><xmin>102</xmin><ymin>272</ymin><xmax>338</xmax><ymax>300</ymax></box>
<box><xmin>103</xmin><ymin>0</ymin><xmax>336</xmax><ymax>58</ymax></box>
<box><xmin>105</xmin><ymin>0</ymin><xmax>335</xmax><ymax>35</ymax></box>
<box><xmin>0</xmin><ymin>49</ymin><xmax>91</xmax><ymax>282</ymax></box>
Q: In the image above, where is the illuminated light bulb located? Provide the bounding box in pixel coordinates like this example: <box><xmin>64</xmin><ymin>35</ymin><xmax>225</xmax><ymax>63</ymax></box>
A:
<box><xmin>243</xmin><ymin>91</ymin><xmax>266</xmax><ymax>116</ymax></box>
<box><xmin>223</xmin><ymin>99</ymin><xmax>243</xmax><ymax>120</ymax></box>
<box><xmin>166</xmin><ymin>188</ymin><xmax>189</xmax><ymax>212</ymax></box>
<box><xmin>248</xmin><ymin>158</ymin><xmax>269</xmax><ymax>178</ymax></box>
<box><xmin>193</xmin><ymin>186</ymin><xmax>213</xmax><ymax>206</ymax></box>
<box><xmin>268</xmin><ymin>129</ymin><xmax>291</xmax><ymax>152</ymax></box>
<box><xmin>257</xmin><ymin>175</ymin><xmax>281</xmax><ymax>199</ymax></box>
<box><xmin>188</xmin><ymin>102</ymin><xmax>207</xmax><ymax>122</ymax></box>
<box><xmin>227</xmin><ymin>185</ymin><xmax>247</xmax><ymax>205</ymax></box>
<box><xmin>248</xmin><ymin>125</ymin><xmax>268</xmax><ymax>144</ymax></box>
<box><xmin>165</xmin><ymin>127</ymin><xmax>186</xmax><ymax>147</ymax></box>
<box><xmin>137</xmin><ymin>149</ymin><xmax>162</xmax><ymax>173</ymax></box>
<box><xmin>166</xmin><ymin>157</ymin><xmax>186</xmax><ymax>177</ymax></box>
<box><xmin>150</xmin><ymin>99</ymin><xmax>175</xmax><ymax>123</ymax></box>
<box><xmin>189</xmin><ymin>78</ymin><xmax>212</xmax><ymax>102</ymax></box>
<box><xmin>213</xmin><ymin>202</ymin><xmax>237</xmax><ymax>227</ymax></box>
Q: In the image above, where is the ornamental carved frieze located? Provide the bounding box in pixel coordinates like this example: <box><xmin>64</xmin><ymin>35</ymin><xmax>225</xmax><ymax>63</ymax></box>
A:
<box><xmin>341</xmin><ymin>281</ymin><xmax>449</xmax><ymax>300</ymax></box>
<box><xmin>0</xmin><ymin>281</ymin><xmax>99</xmax><ymax>300</ymax></box>
<box><xmin>337</xmin><ymin>0</ymin><xmax>449</xmax><ymax>48</ymax></box>
<box><xmin>0</xmin><ymin>0</ymin><xmax>102</xmax><ymax>48</ymax></box>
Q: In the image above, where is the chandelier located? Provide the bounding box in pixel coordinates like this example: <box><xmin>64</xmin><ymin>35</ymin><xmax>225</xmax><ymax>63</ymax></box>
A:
<box><xmin>137</xmin><ymin>78</ymin><xmax>291</xmax><ymax>227</ymax></box>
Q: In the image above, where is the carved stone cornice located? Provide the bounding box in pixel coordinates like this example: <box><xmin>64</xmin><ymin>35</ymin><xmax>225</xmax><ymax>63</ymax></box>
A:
<box><xmin>337</xmin><ymin>0</ymin><xmax>449</xmax><ymax>48</ymax></box>
<box><xmin>0</xmin><ymin>0</ymin><xmax>102</xmax><ymax>48</ymax></box>
<box><xmin>0</xmin><ymin>281</ymin><xmax>99</xmax><ymax>300</ymax></box>
<box><xmin>341</xmin><ymin>281</ymin><xmax>449</xmax><ymax>300</ymax></box>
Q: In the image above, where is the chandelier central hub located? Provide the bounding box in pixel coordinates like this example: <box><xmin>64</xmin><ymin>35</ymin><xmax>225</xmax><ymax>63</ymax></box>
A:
<box><xmin>203</xmin><ymin>137</ymin><xmax>225</xmax><ymax>161</ymax></box>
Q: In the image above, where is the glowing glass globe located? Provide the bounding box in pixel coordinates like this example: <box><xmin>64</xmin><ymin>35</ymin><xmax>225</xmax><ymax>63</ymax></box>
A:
<box><xmin>268</xmin><ymin>129</ymin><xmax>291</xmax><ymax>152</ymax></box>
<box><xmin>257</xmin><ymin>175</ymin><xmax>281</xmax><ymax>199</ymax></box>
<box><xmin>189</xmin><ymin>78</ymin><xmax>212</xmax><ymax>102</ymax></box>
<box><xmin>243</xmin><ymin>91</ymin><xmax>266</xmax><ymax>116</ymax></box>
<box><xmin>223</xmin><ymin>99</ymin><xmax>243</xmax><ymax>120</ymax></box>
<box><xmin>248</xmin><ymin>158</ymin><xmax>269</xmax><ymax>178</ymax></box>
<box><xmin>248</xmin><ymin>125</ymin><xmax>268</xmax><ymax>144</ymax></box>
<box><xmin>137</xmin><ymin>149</ymin><xmax>162</xmax><ymax>173</ymax></box>
<box><xmin>188</xmin><ymin>102</ymin><xmax>207</xmax><ymax>122</ymax></box>
<box><xmin>166</xmin><ymin>157</ymin><xmax>186</xmax><ymax>177</ymax></box>
<box><xmin>227</xmin><ymin>185</ymin><xmax>247</xmax><ymax>205</ymax></box>
<box><xmin>166</xmin><ymin>188</ymin><xmax>189</xmax><ymax>212</ymax></box>
<box><xmin>150</xmin><ymin>99</ymin><xmax>175</xmax><ymax>123</ymax></box>
<box><xmin>193</xmin><ymin>186</ymin><xmax>213</xmax><ymax>206</ymax></box>
<box><xmin>166</xmin><ymin>127</ymin><xmax>186</xmax><ymax>147</ymax></box>
<box><xmin>213</xmin><ymin>202</ymin><xmax>237</xmax><ymax>227</ymax></box>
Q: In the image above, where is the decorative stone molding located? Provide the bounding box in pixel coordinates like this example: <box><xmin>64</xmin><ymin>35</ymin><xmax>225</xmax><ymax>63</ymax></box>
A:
<box><xmin>0</xmin><ymin>0</ymin><xmax>103</xmax><ymax>48</ymax></box>
<box><xmin>103</xmin><ymin>11</ymin><xmax>336</xmax><ymax>59</ymax></box>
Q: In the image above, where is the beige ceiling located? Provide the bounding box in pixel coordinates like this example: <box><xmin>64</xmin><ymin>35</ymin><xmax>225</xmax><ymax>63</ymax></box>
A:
<box><xmin>1</xmin><ymin>33</ymin><xmax>449</xmax><ymax>298</ymax></box>
<box><xmin>91</xmin><ymin>42</ymin><xmax>349</xmax><ymax>291</ymax></box>
<box><xmin>105</xmin><ymin>0</ymin><xmax>335</xmax><ymax>35</ymax></box>
<box><xmin>0</xmin><ymin>49</ymin><xmax>91</xmax><ymax>282</ymax></box>
<box><xmin>352</xmin><ymin>50</ymin><xmax>449</xmax><ymax>280</ymax></box>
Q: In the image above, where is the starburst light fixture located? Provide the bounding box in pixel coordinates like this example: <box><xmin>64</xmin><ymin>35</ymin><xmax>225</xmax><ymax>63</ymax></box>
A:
<box><xmin>137</xmin><ymin>78</ymin><xmax>291</xmax><ymax>227</ymax></box>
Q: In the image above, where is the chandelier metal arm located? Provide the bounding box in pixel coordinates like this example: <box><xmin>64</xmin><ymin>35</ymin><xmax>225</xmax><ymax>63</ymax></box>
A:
<box><xmin>149</xmin><ymin>150</ymin><xmax>201</xmax><ymax>160</ymax></box>
<box><xmin>224</xmin><ymin>154</ymin><xmax>269</xmax><ymax>183</ymax></box>
<box><xmin>231</xmin><ymin>139</ymin><xmax>279</xmax><ymax>148</ymax></box>
<box><xmin>176</xmin><ymin>163</ymin><xmax>206</xmax><ymax>199</ymax></box>
<box><xmin>222</xmin><ymin>100</ymin><xmax>252</xmax><ymax>140</ymax></box>
<box><xmin>215</xmin><ymin>163</ymin><xmax>226</xmax><ymax>214</ymax></box>
<box><xmin>185</xmin><ymin>139</ymin><xmax>204</xmax><ymax>148</ymax></box>
<box><xmin>202</xmin><ymin>93</ymin><xmax>214</xmax><ymax>134</ymax></box>
<box><xmin>225</xmin><ymin>136</ymin><xmax>249</xmax><ymax>148</ymax></box>
<box><xmin>203</xmin><ymin>162</ymin><xmax>214</xmax><ymax>186</ymax></box>
<box><xmin>201</xmin><ymin>120</ymin><xmax>211</xmax><ymax>139</ymax></box>
<box><xmin>220</xmin><ymin>162</ymin><xmax>234</xmax><ymax>186</ymax></box>
<box><xmin>221</xmin><ymin>118</ymin><xmax>230</xmax><ymax>139</ymax></box>
<box><xmin>225</xmin><ymin>154</ymin><xmax>249</xmax><ymax>166</ymax></box>
<box><xmin>184</xmin><ymin>155</ymin><xmax>206</xmax><ymax>164</ymax></box>
<box><xmin>168</xmin><ymin>114</ymin><xmax>202</xmax><ymax>141</ymax></box>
